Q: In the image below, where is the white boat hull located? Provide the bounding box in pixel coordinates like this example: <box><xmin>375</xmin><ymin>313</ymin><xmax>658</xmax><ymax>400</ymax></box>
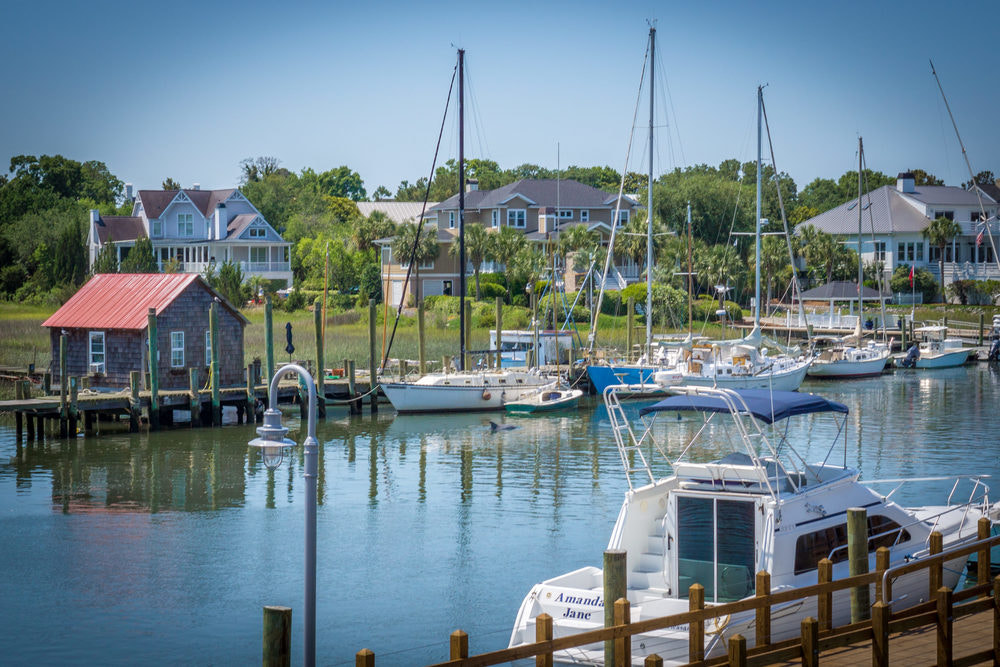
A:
<box><xmin>679</xmin><ymin>359</ymin><xmax>810</xmax><ymax>391</ymax></box>
<box><xmin>914</xmin><ymin>349</ymin><xmax>972</xmax><ymax>368</ymax></box>
<box><xmin>380</xmin><ymin>371</ymin><xmax>550</xmax><ymax>413</ymax></box>
<box><xmin>807</xmin><ymin>355</ymin><xmax>889</xmax><ymax>378</ymax></box>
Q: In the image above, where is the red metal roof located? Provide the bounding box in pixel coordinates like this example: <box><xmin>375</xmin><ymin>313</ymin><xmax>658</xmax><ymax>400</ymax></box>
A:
<box><xmin>44</xmin><ymin>273</ymin><xmax>209</xmax><ymax>331</ymax></box>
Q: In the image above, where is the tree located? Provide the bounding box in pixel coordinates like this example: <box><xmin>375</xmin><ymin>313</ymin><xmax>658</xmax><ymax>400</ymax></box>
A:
<box><xmin>162</xmin><ymin>177</ymin><xmax>181</xmax><ymax>190</ymax></box>
<box><xmin>909</xmin><ymin>169</ymin><xmax>945</xmax><ymax>186</ymax></box>
<box><xmin>92</xmin><ymin>239</ymin><xmax>119</xmax><ymax>274</ymax></box>
<box><xmin>448</xmin><ymin>223</ymin><xmax>490</xmax><ymax>299</ymax></box>
<box><xmin>352</xmin><ymin>211</ymin><xmax>396</xmax><ymax>253</ymax></box>
<box><xmin>963</xmin><ymin>170</ymin><xmax>996</xmax><ymax>189</ymax></box>
<box><xmin>753</xmin><ymin>235</ymin><xmax>790</xmax><ymax>312</ymax></box>
<box><xmin>120</xmin><ymin>236</ymin><xmax>157</xmax><ymax>273</ymax></box>
<box><xmin>391</xmin><ymin>223</ymin><xmax>439</xmax><ymax>303</ymax></box>
<box><xmin>215</xmin><ymin>259</ymin><xmax>246</xmax><ymax>306</ymax></box>
<box><xmin>372</xmin><ymin>185</ymin><xmax>392</xmax><ymax>201</ymax></box>
<box><xmin>890</xmin><ymin>264</ymin><xmax>937</xmax><ymax>304</ymax></box>
<box><xmin>921</xmin><ymin>215</ymin><xmax>962</xmax><ymax>301</ymax></box>
<box><xmin>239</xmin><ymin>156</ymin><xmax>281</xmax><ymax>184</ymax></box>
<box><xmin>795</xmin><ymin>224</ymin><xmax>841</xmax><ymax>284</ymax></box>
<box><xmin>299</xmin><ymin>166</ymin><xmax>367</xmax><ymax>201</ymax></box>
<box><xmin>487</xmin><ymin>225</ymin><xmax>528</xmax><ymax>288</ymax></box>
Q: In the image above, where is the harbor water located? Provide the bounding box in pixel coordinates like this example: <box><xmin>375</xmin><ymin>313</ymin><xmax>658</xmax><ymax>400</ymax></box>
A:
<box><xmin>1</xmin><ymin>365</ymin><xmax>999</xmax><ymax>665</ymax></box>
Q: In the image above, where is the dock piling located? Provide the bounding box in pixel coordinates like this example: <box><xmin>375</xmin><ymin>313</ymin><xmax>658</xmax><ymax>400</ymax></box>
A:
<box><xmin>262</xmin><ymin>605</ymin><xmax>292</xmax><ymax>667</ymax></box>
<box><xmin>368</xmin><ymin>298</ymin><xmax>378</xmax><ymax>413</ymax></box>
<box><xmin>129</xmin><ymin>370</ymin><xmax>141</xmax><ymax>432</ymax></box>
<box><xmin>59</xmin><ymin>333</ymin><xmax>68</xmax><ymax>437</ymax></box>
<box><xmin>209</xmin><ymin>302</ymin><xmax>221</xmax><ymax>426</ymax></box>
<box><xmin>147</xmin><ymin>308</ymin><xmax>160</xmax><ymax>430</ymax></box>
<box><xmin>189</xmin><ymin>368</ymin><xmax>201</xmax><ymax>425</ymax></box>
<box><xmin>69</xmin><ymin>376</ymin><xmax>78</xmax><ymax>436</ymax></box>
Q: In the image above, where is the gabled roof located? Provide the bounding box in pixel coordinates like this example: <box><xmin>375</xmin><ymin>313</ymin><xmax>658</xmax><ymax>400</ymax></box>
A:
<box><xmin>42</xmin><ymin>273</ymin><xmax>248</xmax><ymax>331</ymax></box>
<box><xmin>356</xmin><ymin>201</ymin><xmax>438</xmax><ymax>224</ymax></box>
<box><xmin>798</xmin><ymin>186</ymin><xmax>931</xmax><ymax>235</ymax></box>
<box><xmin>975</xmin><ymin>182</ymin><xmax>1000</xmax><ymax>204</ymax></box>
<box><xmin>136</xmin><ymin>188</ymin><xmax>238</xmax><ymax>219</ymax></box>
<box><xmin>95</xmin><ymin>216</ymin><xmax>146</xmax><ymax>243</ymax></box>
<box><xmin>430</xmin><ymin>179</ymin><xmax>628</xmax><ymax>212</ymax></box>
<box><xmin>227</xmin><ymin>213</ymin><xmax>260</xmax><ymax>237</ymax></box>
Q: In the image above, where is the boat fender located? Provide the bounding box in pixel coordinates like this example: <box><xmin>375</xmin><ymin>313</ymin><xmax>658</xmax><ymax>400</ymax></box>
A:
<box><xmin>482</xmin><ymin>389</ymin><xmax>491</xmax><ymax>400</ymax></box>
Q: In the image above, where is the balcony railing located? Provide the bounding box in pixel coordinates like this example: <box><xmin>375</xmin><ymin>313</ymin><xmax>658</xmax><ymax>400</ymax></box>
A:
<box><xmin>156</xmin><ymin>261</ymin><xmax>291</xmax><ymax>274</ymax></box>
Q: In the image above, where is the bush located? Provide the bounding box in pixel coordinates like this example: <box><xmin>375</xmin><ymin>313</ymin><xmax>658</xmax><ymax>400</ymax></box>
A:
<box><xmin>693</xmin><ymin>295</ymin><xmax>742</xmax><ymax>323</ymax></box>
<box><xmin>283</xmin><ymin>288</ymin><xmax>307</xmax><ymax>312</ymax></box>
<box><xmin>890</xmin><ymin>265</ymin><xmax>936</xmax><ymax>304</ymax></box>
<box><xmin>480</xmin><ymin>272</ymin><xmax>506</xmax><ymax>288</ymax></box>
<box><xmin>468</xmin><ymin>281</ymin><xmax>508</xmax><ymax>300</ymax></box>
<box><xmin>423</xmin><ymin>295</ymin><xmax>459</xmax><ymax>313</ymax></box>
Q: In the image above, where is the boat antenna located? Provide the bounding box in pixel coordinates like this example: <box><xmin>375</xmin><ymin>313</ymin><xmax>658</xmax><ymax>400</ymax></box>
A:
<box><xmin>379</xmin><ymin>56</ymin><xmax>458</xmax><ymax>374</ymax></box>
<box><xmin>458</xmin><ymin>48</ymin><xmax>467</xmax><ymax>371</ymax></box>
<box><xmin>929</xmin><ymin>59</ymin><xmax>1000</xmax><ymax>273</ymax></box>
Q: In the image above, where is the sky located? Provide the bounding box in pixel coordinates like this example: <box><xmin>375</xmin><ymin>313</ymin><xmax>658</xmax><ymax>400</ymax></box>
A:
<box><xmin>2</xmin><ymin>0</ymin><xmax>998</xmax><ymax>199</ymax></box>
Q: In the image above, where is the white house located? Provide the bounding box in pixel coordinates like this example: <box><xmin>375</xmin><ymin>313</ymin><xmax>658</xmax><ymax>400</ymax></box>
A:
<box><xmin>798</xmin><ymin>172</ymin><xmax>1000</xmax><ymax>288</ymax></box>
<box><xmin>87</xmin><ymin>186</ymin><xmax>292</xmax><ymax>287</ymax></box>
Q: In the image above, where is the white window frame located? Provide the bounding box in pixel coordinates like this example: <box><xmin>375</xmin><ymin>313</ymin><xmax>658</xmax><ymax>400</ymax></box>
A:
<box><xmin>507</xmin><ymin>209</ymin><xmax>526</xmax><ymax>228</ymax></box>
<box><xmin>178</xmin><ymin>213</ymin><xmax>194</xmax><ymax>237</ymax></box>
<box><xmin>249</xmin><ymin>225</ymin><xmax>266</xmax><ymax>238</ymax></box>
<box><xmin>448</xmin><ymin>211</ymin><xmax>456</xmax><ymax>229</ymax></box>
<box><xmin>89</xmin><ymin>331</ymin><xmax>105</xmax><ymax>366</ymax></box>
<box><xmin>491</xmin><ymin>209</ymin><xmax>499</xmax><ymax>228</ymax></box>
<box><xmin>151</xmin><ymin>219</ymin><xmax>163</xmax><ymax>237</ymax></box>
<box><xmin>420</xmin><ymin>257</ymin><xmax>434</xmax><ymax>270</ymax></box>
<box><xmin>170</xmin><ymin>331</ymin><xmax>185</xmax><ymax>368</ymax></box>
<box><xmin>874</xmin><ymin>241</ymin><xmax>886</xmax><ymax>261</ymax></box>
<box><xmin>381</xmin><ymin>246</ymin><xmax>392</xmax><ymax>265</ymax></box>
<box><xmin>580</xmin><ymin>210</ymin><xmax>590</xmax><ymax>222</ymax></box>
<box><xmin>558</xmin><ymin>209</ymin><xmax>573</xmax><ymax>220</ymax></box>
<box><xmin>617</xmin><ymin>209</ymin><xmax>630</xmax><ymax>226</ymax></box>
<box><xmin>250</xmin><ymin>246</ymin><xmax>268</xmax><ymax>263</ymax></box>
<box><xmin>205</xmin><ymin>330</ymin><xmax>212</xmax><ymax>366</ymax></box>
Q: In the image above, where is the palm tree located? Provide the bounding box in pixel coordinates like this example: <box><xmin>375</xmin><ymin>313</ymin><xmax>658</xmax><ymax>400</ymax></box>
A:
<box><xmin>391</xmin><ymin>223</ymin><xmax>440</xmax><ymax>304</ymax></box>
<box><xmin>352</xmin><ymin>211</ymin><xmax>396</xmax><ymax>253</ymax></box>
<box><xmin>486</xmin><ymin>226</ymin><xmax>527</xmax><ymax>302</ymax></box>
<box><xmin>448</xmin><ymin>223</ymin><xmax>490</xmax><ymax>299</ymax></box>
<box><xmin>921</xmin><ymin>216</ymin><xmax>963</xmax><ymax>301</ymax></box>
<box><xmin>752</xmin><ymin>236</ymin><xmax>790</xmax><ymax>315</ymax></box>
<box><xmin>694</xmin><ymin>243</ymin><xmax>743</xmax><ymax>297</ymax></box>
<box><xmin>615</xmin><ymin>211</ymin><xmax>669</xmax><ymax>282</ymax></box>
<box><xmin>796</xmin><ymin>224</ymin><xmax>840</xmax><ymax>283</ymax></box>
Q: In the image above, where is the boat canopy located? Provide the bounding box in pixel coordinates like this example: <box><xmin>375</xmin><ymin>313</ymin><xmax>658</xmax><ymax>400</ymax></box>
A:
<box><xmin>639</xmin><ymin>389</ymin><xmax>848</xmax><ymax>424</ymax></box>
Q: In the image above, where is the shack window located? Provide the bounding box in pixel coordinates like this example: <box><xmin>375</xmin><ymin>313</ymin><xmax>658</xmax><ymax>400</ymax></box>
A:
<box><xmin>89</xmin><ymin>331</ymin><xmax>105</xmax><ymax>366</ymax></box>
<box><xmin>794</xmin><ymin>515</ymin><xmax>911</xmax><ymax>575</ymax></box>
<box><xmin>205</xmin><ymin>330</ymin><xmax>212</xmax><ymax>366</ymax></box>
<box><xmin>170</xmin><ymin>331</ymin><xmax>185</xmax><ymax>368</ymax></box>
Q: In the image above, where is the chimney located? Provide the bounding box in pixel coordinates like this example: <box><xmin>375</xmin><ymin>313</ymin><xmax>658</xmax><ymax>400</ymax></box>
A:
<box><xmin>466</xmin><ymin>178</ymin><xmax>478</xmax><ymax>192</ymax></box>
<box><xmin>896</xmin><ymin>171</ymin><xmax>915</xmax><ymax>193</ymax></box>
<box><xmin>125</xmin><ymin>183</ymin><xmax>133</xmax><ymax>201</ymax></box>
<box><xmin>214</xmin><ymin>203</ymin><xmax>226</xmax><ymax>240</ymax></box>
<box><xmin>192</xmin><ymin>183</ymin><xmax>201</xmax><ymax>191</ymax></box>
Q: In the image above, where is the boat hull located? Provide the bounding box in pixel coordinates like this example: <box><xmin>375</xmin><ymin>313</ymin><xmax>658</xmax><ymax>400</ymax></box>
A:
<box><xmin>678</xmin><ymin>359</ymin><xmax>810</xmax><ymax>391</ymax></box>
<box><xmin>807</xmin><ymin>355</ymin><xmax>889</xmax><ymax>378</ymax></box>
<box><xmin>893</xmin><ymin>349</ymin><xmax>972</xmax><ymax>369</ymax></box>
<box><xmin>381</xmin><ymin>373</ymin><xmax>550</xmax><ymax>413</ymax></box>
<box><xmin>505</xmin><ymin>389</ymin><xmax>583</xmax><ymax>413</ymax></box>
<box><xmin>586</xmin><ymin>365</ymin><xmax>662</xmax><ymax>395</ymax></box>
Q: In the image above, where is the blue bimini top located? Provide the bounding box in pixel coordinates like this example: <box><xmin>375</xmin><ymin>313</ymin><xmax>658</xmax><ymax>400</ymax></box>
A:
<box><xmin>638</xmin><ymin>389</ymin><xmax>849</xmax><ymax>424</ymax></box>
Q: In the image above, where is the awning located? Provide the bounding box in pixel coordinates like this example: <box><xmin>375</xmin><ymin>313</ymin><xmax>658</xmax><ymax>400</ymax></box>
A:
<box><xmin>638</xmin><ymin>389</ymin><xmax>849</xmax><ymax>423</ymax></box>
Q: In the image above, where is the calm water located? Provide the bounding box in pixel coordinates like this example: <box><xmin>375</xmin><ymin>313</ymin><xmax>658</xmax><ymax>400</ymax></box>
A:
<box><xmin>2</xmin><ymin>365</ymin><xmax>999</xmax><ymax>665</ymax></box>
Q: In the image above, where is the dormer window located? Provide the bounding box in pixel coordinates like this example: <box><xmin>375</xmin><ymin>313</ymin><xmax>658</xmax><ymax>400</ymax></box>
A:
<box><xmin>249</xmin><ymin>225</ymin><xmax>266</xmax><ymax>238</ymax></box>
<box><xmin>178</xmin><ymin>213</ymin><xmax>193</xmax><ymax>237</ymax></box>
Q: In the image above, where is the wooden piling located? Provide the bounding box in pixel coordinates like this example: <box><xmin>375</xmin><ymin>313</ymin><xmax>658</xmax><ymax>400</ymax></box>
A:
<box><xmin>146</xmin><ymin>307</ymin><xmax>160</xmax><ymax>429</ymax></box>
<box><xmin>847</xmin><ymin>507</ymin><xmax>870</xmax><ymax>622</ymax></box>
<box><xmin>442</xmin><ymin>355</ymin><xmax>451</xmax><ymax>374</ymax></box>
<box><xmin>43</xmin><ymin>371</ymin><xmax>51</xmax><ymax>396</ymax></box>
<box><xmin>189</xmin><ymin>368</ymin><xmax>201</xmax><ymax>425</ymax></box>
<box><xmin>603</xmin><ymin>549</ymin><xmax>627</xmax><ymax>667</ymax></box>
<box><xmin>59</xmin><ymin>333</ymin><xmax>68</xmax><ymax>437</ymax></box>
<box><xmin>346</xmin><ymin>359</ymin><xmax>358</xmax><ymax>415</ymax></box>
<box><xmin>417</xmin><ymin>300</ymin><xmax>426</xmax><ymax>376</ymax></box>
<box><xmin>626</xmin><ymin>297</ymin><xmax>635</xmax><ymax>362</ymax></box>
<box><xmin>26</xmin><ymin>410</ymin><xmax>35</xmax><ymax>440</ymax></box>
<box><xmin>84</xmin><ymin>411</ymin><xmax>95</xmax><ymax>436</ymax></box>
<box><xmin>262</xmin><ymin>605</ymin><xmax>291</xmax><ymax>667</ymax></box>
<box><xmin>209</xmin><ymin>302</ymin><xmax>221</xmax><ymax>426</ymax></box>
<box><xmin>265</xmin><ymin>295</ymin><xmax>275</xmax><ymax>382</ymax></box>
<box><xmin>979</xmin><ymin>517</ymin><xmax>991</xmax><ymax>589</ymax></box>
<box><xmin>245</xmin><ymin>365</ymin><xmax>255</xmax><ymax>424</ymax></box>
<box><xmin>979</xmin><ymin>312</ymin><xmax>985</xmax><ymax>346</ymax></box>
<box><xmin>129</xmin><ymin>370</ymin><xmax>141</xmax><ymax>432</ymax></box>
<box><xmin>929</xmin><ymin>531</ymin><xmax>943</xmax><ymax>598</ymax></box>
<box><xmin>399</xmin><ymin>360</ymin><xmax>409</xmax><ymax>379</ymax></box>
<box><xmin>368</xmin><ymin>298</ymin><xmax>378</xmax><ymax>413</ymax></box>
<box><xmin>817</xmin><ymin>558</ymin><xmax>833</xmax><ymax>631</ymax></box>
<box><xmin>688</xmin><ymin>584</ymin><xmax>705</xmax><ymax>662</ymax></box>
<box><xmin>314</xmin><ymin>298</ymin><xmax>326</xmax><ymax>419</ymax></box>
<box><xmin>15</xmin><ymin>411</ymin><xmax>23</xmax><ymax>442</ymax></box>
<box><xmin>68</xmin><ymin>376</ymin><xmax>78</xmax><ymax>436</ymax></box>
<box><xmin>495</xmin><ymin>297</ymin><xmax>503</xmax><ymax>370</ymax></box>
<box><xmin>535</xmin><ymin>613</ymin><xmax>553</xmax><ymax>667</ymax></box>
<box><xmin>755</xmin><ymin>570</ymin><xmax>771</xmax><ymax>646</ymax></box>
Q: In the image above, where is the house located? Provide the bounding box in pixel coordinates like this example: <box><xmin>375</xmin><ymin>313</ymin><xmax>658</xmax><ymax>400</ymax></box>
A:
<box><xmin>356</xmin><ymin>201</ymin><xmax>438</xmax><ymax>225</ymax></box>
<box><xmin>42</xmin><ymin>273</ymin><xmax>249</xmax><ymax>390</ymax></box>
<box><xmin>797</xmin><ymin>172</ymin><xmax>1000</xmax><ymax>290</ymax></box>
<box><xmin>87</xmin><ymin>185</ymin><xmax>293</xmax><ymax>287</ymax></box>
<box><xmin>374</xmin><ymin>179</ymin><xmax>640</xmax><ymax>307</ymax></box>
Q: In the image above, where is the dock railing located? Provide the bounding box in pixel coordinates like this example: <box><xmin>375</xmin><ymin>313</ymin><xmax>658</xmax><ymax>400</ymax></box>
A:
<box><xmin>357</xmin><ymin>521</ymin><xmax>1000</xmax><ymax>667</ymax></box>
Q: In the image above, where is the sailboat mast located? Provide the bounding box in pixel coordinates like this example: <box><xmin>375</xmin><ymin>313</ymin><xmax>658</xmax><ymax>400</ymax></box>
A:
<box><xmin>458</xmin><ymin>49</ymin><xmax>466</xmax><ymax>371</ymax></box>
<box><xmin>755</xmin><ymin>86</ymin><xmax>762</xmax><ymax>331</ymax></box>
<box><xmin>858</xmin><ymin>136</ymin><xmax>864</xmax><ymax>316</ymax></box>
<box><xmin>646</xmin><ymin>26</ymin><xmax>655</xmax><ymax>359</ymax></box>
<box><xmin>687</xmin><ymin>202</ymin><xmax>693</xmax><ymax>336</ymax></box>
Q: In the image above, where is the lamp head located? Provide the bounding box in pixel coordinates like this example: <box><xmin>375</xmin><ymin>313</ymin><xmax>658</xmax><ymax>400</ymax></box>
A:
<box><xmin>248</xmin><ymin>408</ymin><xmax>294</xmax><ymax>470</ymax></box>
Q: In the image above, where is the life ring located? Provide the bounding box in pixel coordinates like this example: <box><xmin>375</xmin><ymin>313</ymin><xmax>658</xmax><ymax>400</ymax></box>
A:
<box><xmin>706</xmin><ymin>614</ymin><xmax>731</xmax><ymax>635</ymax></box>
<box><xmin>482</xmin><ymin>389</ymin><xmax>491</xmax><ymax>400</ymax></box>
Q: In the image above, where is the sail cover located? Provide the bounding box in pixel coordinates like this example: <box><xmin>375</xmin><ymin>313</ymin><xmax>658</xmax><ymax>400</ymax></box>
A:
<box><xmin>639</xmin><ymin>389</ymin><xmax>848</xmax><ymax>423</ymax></box>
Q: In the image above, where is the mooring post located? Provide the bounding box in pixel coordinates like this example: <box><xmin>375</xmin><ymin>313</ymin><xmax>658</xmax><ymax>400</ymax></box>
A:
<box><xmin>262</xmin><ymin>605</ymin><xmax>291</xmax><ymax>667</ymax></box>
<box><xmin>265</xmin><ymin>295</ymin><xmax>275</xmax><ymax>382</ymax></box>
<box><xmin>129</xmin><ymin>370</ymin><xmax>141</xmax><ymax>432</ymax></box>
<box><xmin>399</xmin><ymin>359</ymin><xmax>409</xmax><ymax>379</ymax></box>
<box><xmin>43</xmin><ymin>371</ymin><xmax>51</xmax><ymax>396</ymax></box>
<box><xmin>979</xmin><ymin>312</ymin><xmax>985</xmax><ymax>346</ymax></box>
<box><xmin>68</xmin><ymin>376</ymin><xmax>79</xmax><ymax>436</ymax></box>
<box><xmin>929</xmin><ymin>531</ymin><xmax>944</xmax><ymax>598</ymax></box>
<box><xmin>368</xmin><ymin>298</ymin><xmax>378</xmax><ymax>413</ymax></box>
<box><xmin>603</xmin><ymin>549</ymin><xmax>627</xmax><ymax>666</ymax></box>
<box><xmin>847</xmin><ymin>507</ymin><xmax>870</xmax><ymax>622</ymax></box>
<box><xmin>495</xmin><ymin>296</ymin><xmax>503</xmax><ymax>370</ymax></box>
<box><xmin>626</xmin><ymin>297</ymin><xmax>635</xmax><ymax>362</ymax></box>
<box><xmin>26</xmin><ymin>411</ymin><xmax>35</xmax><ymax>441</ymax></box>
<box><xmin>313</xmin><ymin>298</ymin><xmax>326</xmax><ymax>419</ymax></box>
<box><xmin>147</xmin><ymin>307</ymin><xmax>160</xmax><ymax>430</ymax></box>
<box><xmin>348</xmin><ymin>360</ymin><xmax>358</xmax><ymax>415</ymax></box>
<box><xmin>442</xmin><ymin>354</ymin><xmax>451</xmax><ymax>375</ymax></box>
<box><xmin>188</xmin><ymin>367</ymin><xmax>201</xmax><ymax>425</ymax></box>
<box><xmin>209</xmin><ymin>302</ymin><xmax>221</xmax><ymax>426</ymax></box>
<box><xmin>245</xmin><ymin>364</ymin><xmax>255</xmax><ymax>424</ymax></box>
<box><xmin>59</xmin><ymin>332</ymin><xmax>68</xmax><ymax>437</ymax></box>
<box><xmin>355</xmin><ymin>649</ymin><xmax>375</xmax><ymax>667</ymax></box>
<box><xmin>417</xmin><ymin>300</ymin><xmax>426</xmax><ymax>376</ymax></box>
<box><xmin>15</xmin><ymin>411</ymin><xmax>22</xmax><ymax>442</ymax></box>
<box><xmin>463</xmin><ymin>300</ymin><xmax>472</xmax><ymax>371</ymax></box>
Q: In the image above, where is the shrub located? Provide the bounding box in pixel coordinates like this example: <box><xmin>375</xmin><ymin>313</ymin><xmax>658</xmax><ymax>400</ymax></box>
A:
<box><xmin>283</xmin><ymin>288</ymin><xmax>307</xmax><ymax>312</ymax></box>
<box><xmin>468</xmin><ymin>281</ymin><xmax>508</xmax><ymax>300</ymax></box>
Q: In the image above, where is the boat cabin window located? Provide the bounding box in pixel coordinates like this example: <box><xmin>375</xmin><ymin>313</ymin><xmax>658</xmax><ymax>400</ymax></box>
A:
<box><xmin>794</xmin><ymin>515</ymin><xmax>911</xmax><ymax>575</ymax></box>
<box><xmin>677</xmin><ymin>496</ymin><xmax>756</xmax><ymax>602</ymax></box>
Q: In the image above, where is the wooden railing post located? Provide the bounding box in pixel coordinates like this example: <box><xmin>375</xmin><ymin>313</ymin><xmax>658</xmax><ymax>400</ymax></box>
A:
<box><xmin>262</xmin><ymin>605</ymin><xmax>291</xmax><ymax>667</ymax></box>
<box><xmin>755</xmin><ymin>570</ymin><xmax>771</xmax><ymax>647</ymax></box>
<box><xmin>875</xmin><ymin>547</ymin><xmax>890</xmax><ymax>603</ymax></box>
<box><xmin>644</xmin><ymin>655</ymin><xmax>663</xmax><ymax>667</ymax></box>
<box><xmin>614</xmin><ymin>598</ymin><xmax>631</xmax><ymax>667</ymax></box>
<box><xmin>848</xmin><ymin>507</ymin><xmax>870</xmax><ymax>622</ymax></box>
<box><xmin>535</xmin><ymin>612</ymin><xmax>553</xmax><ymax>667</ymax></box>
<box><xmin>936</xmin><ymin>586</ymin><xmax>953</xmax><ymax>666</ymax></box>
<box><xmin>929</xmin><ymin>531</ymin><xmax>944</xmax><ymax>599</ymax></box>
<box><xmin>689</xmin><ymin>583</ymin><xmax>705</xmax><ymax>663</ymax></box>
<box><xmin>355</xmin><ymin>648</ymin><xmax>374</xmax><ymax>667</ymax></box>
<box><xmin>727</xmin><ymin>634</ymin><xmax>746</xmax><ymax>667</ymax></box>
<box><xmin>993</xmin><ymin>576</ymin><xmax>1000</xmax><ymax>658</ymax></box>
<box><xmin>978</xmin><ymin>517</ymin><xmax>991</xmax><ymax>591</ymax></box>
<box><xmin>604</xmin><ymin>549</ymin><xmax>627</xmax><ymax>667</ymax></box>
<box><xmin>449</xmin><ymin>629</ymin><xmax>468</xmax><ymax>660</ymax></box>
<box><xmin>801</xmin><ymin>617</ymin><xmax>818</xmax><ymax>667</ymax></box>
<box><xmin>872</xmin><ymin>600</ymin><xmax>890</xmax><ymax>667</ymax></box>
<box><xmin>818</xmin><ymin>558</ymin><xmax>833</xmax><ymax>631</ymax></box>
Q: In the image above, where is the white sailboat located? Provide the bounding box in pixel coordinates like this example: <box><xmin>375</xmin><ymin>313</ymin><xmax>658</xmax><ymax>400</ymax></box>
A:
<box><xmin>380</xmin><ymin>49</ymin><xmax>552</xmax><ymax>414</ymax></box>
<box><xmin>508</xmin><ymin>384</ymin><xmax>994</xmax><ymax>664</ymax></box>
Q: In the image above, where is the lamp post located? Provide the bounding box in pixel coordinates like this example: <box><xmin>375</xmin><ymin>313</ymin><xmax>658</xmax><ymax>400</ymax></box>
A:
<box><xmin>248</xmin><ymin>364</ymin><xmax>319</xmax><ymax>667</ymax></box>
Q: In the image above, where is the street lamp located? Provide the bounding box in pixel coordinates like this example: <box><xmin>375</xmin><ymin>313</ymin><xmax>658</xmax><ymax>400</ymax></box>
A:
<box><xmin>247</xmin><ymin>364</ymin><xmax>319</xmax><ymax>667</ymax></box>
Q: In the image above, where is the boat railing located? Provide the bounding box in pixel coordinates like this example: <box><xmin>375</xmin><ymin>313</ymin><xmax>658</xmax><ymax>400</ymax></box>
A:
<box><xmin>863</xmin><ymin>475</ymin><xmax>991</xmax><ymax>537</ymax></box>
<box><xmin>603</xmin><ymin>384</ymin><xmax>657</xmax><ymax>490</ymax></box>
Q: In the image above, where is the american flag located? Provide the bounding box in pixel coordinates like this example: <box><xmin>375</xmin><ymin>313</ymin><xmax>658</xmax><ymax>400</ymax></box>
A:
<box><xmin>977</xmin><ymin>229</ymin><xmax>984</xmax><ymax>247</ymax></box>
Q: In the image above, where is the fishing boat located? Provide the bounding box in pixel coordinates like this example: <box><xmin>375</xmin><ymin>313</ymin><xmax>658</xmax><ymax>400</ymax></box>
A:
<box><xmin>504</xmin><ymin>382</ymin><xmax>583</xmax><ymax>414</ymax></box>
<box><xmin>508</xmin><ymin>384</ymin><xmax>993</xmax><ymax>664</ymax></box>
<box><xmin>895</xmin><ymin>325</ymin><xmax>972</xmax><ymax>369</ymax></box>
<box><xmin>378</xmin><ymin>49</ymin><xmax>552</xmax><ymax>413</ymax></box>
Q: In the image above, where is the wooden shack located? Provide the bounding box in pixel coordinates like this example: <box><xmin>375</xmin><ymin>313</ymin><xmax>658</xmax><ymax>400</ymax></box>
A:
<box><xmin>43</xmin><ymin>273</ymin><xmax>248</xmax><ymax>390</ymax></box>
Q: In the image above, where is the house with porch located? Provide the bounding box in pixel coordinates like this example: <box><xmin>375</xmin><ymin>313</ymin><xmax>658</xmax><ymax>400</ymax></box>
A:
<box><xmin>87</xmin><ymin>186</ymin><xmax>293</xmax><ymax>287</ymax></box>
<box><xmin>797</xmin><ymin>172</ymin><xmax>1000</xmax><ymax>294</ymax></box>
<box><xmin>374</xmin><ymin>179</ymin><xmax>641</xmax><ymax>307</ymax></box>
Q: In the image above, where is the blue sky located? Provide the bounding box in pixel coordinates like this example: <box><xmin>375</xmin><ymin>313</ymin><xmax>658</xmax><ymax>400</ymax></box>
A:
<box><xmin>2</xmin><ymin>0</ymin><xmax>997</xmax><ymax>198</ymax></box>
